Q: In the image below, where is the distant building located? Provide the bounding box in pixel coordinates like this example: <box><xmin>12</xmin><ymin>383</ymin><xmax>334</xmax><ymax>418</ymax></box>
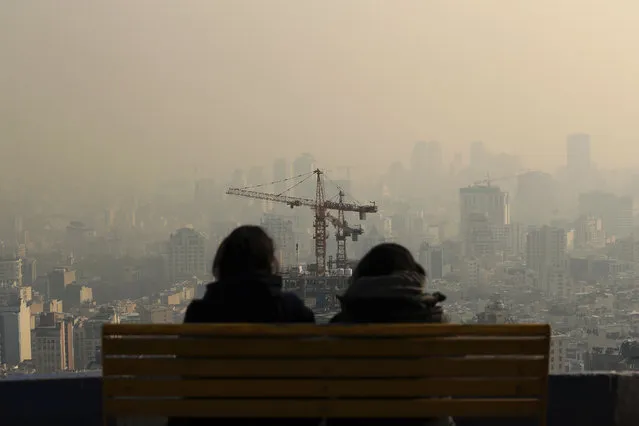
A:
<box><xmin>474</xmin><ymin>295</ymin><xmax>514</xmax><ymax>324</ymax></box>
<box><xmin>168</xmin><ymin>227</ymin><xmax>208</xmax><ymax>283</ymax></box>
<box><xmin>0</xmin><ymin>298</ymin><xmax>31</xmax><ymax>365</ymax></box>
<box><xmin>74</xmin><ymin>308</ymin><xmax>119</xmax><ymax>371</ymax></box>
<box><xmin>138</xmin><ymin>305</ymin><xmax>174</xmax><ymax>324</ymax></box>
<box><xmin>574</xmin><ymin>215</ymin><xmax>606</xmax><ymax>250</ymax></box>
<box><xmin>513</xmin><ymin>171</ymin><xmax>558</xmax><ymax>226</ymax></box>
<box><xmin>462</xmin><ymin>258</ymin><xmax>481</xmax><ymax>287</ymax></box>
<box><xmin>526</xmin><ymin>226</ymin><xmax>568</xmax><ymax>296</ymax></box>
<box><xmin>550</xmin><ymin>335</ymin><xmax>570</xmax><ymax>374</ymax></box>
<box><xmin>578</xmin><ymin>191</ymin><xmax>633</xmax><ymax>239</ymax></box>
<box><xmin>31</xmin><ymin>313</ymin><xmax>74</xmax><ymax>373</ymax></box>
<box><xmin>459</xmin><ymin>184</ymin><xmax>509</xmax><ymax>255</ymax></box>
<box><xmin>505</xmin><ymin>222</ymin><xmax>527</xmax><ymax>257</ymax></box>
<box><xmin>21</xmin><ymin>258</ymin><xmax>36</xmax><ymax>286</ymax></box>
<box><xmin>261</xmin><ymin>214</ymin><xmax>296</xmax><ymax>269</ymax></box>
<box><xmin>0</xmin><ymin>258</ymin><xmax>23</xmax><ymax>287</ymax></box>
<box><xmin>463</xmin><ymin>213</ymin><xmax>494</xmax><ymax>258</ymax></box>
<box><xmin>64</xmin><ymin>284</ymin><xmax>93</xmax><ymax>309</ymax></box>
<box><xmin>47</xmin><ymin>268</ymin><xmax>76</xmax><ymax>300</ymax></box>
<box><xmin>418</xmin><ymin>243</ymin><xmax>444</xmax><ymax>280</ymax></box>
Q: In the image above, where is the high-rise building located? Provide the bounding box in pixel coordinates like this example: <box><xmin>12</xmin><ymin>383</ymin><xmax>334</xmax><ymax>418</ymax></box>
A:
<box><xmin>574</xmin><ymin>216</ymin><xmax>606</xmax><ymax>250</ymax></box>
<box><xmin>0</xmin><ymin>258</ymin><xmax>22</xmax><ymax>287</ymax></box>
<box><xmin>513</xmin><ymin>171</ymin><xmax>558</xmax><ymax>226</ymax></box>
<box><xmin>526</xmin><ymin>226</ymin><xmax>568</xmax><ymax>295</ymax></box>
<box><xmin>418</xmin><ymin>243</ymin><xmax>444</xmax><ymax>280</ymax></box>
<box><xmin>459</xmin><ymin>185</ymin><xmax>510</xmax><ymax>254</ymax></box>
<box><xmin>505</xmin><ymin>222</ymin><xmax>528</xmax><ymax>257</ymax></box>
<box><xmin>21</xmin><ymin>258</ymin><xmax>37</xmax><ymax>286</ymax></box>
<box><xmin>566</xmin><ymin>133</ymin><xmax>591</xmax><ymax>174</ymax></box>
<box><xmin>74</xmin><ymin>308</ymin><xmax>119</xmax><ymax>371</ymax></box>
<box><xmin>261</xmin><ymin>214</ymin><xmax>296</xmax><ymax>269</ymax></box>
<box><xmin>168</xmin><ymin>227</ymin><xmax>208</xmax><ymax>282</ymax></box>
<box><xmin>463</xmin><ymin>213</ymin><xmax>495</xmax><ymax>258</ymax></box>
<box><xmin>578</xmin><ymin>191</ymin><xmax>633</xmax><ymax>238</ymax></box>
<box><xmin>0</xmin><ymin>297</ymin><xmax>31</xmax><ymax>365</ymax></box>
<box><xmin>48</xmin><ymin>267</ymin><xmax>76</xmax><ymax>300</ymax></box>
<box><xmin>31</xmin><ymin>313</ymin><xmax>75</xmax><ymax>373</ymax></box>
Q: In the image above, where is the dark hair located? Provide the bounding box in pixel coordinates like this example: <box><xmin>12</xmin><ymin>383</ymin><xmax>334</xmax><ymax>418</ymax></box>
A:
<box><xmin>353</xmin><ymin>243</ymin><xmax>426</xmax><ymax>281</ymax></box>
<box><xmin>212</xmin><ymin>225</ymin><xmax>276</xmax><ymax>280</ymax></box>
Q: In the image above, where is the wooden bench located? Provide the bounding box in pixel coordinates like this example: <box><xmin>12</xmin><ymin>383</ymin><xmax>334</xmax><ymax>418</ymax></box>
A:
<box><xmin>102</xmin><ymin>323</ymin><xmax>550</xmax><ymax>424</ymax></box>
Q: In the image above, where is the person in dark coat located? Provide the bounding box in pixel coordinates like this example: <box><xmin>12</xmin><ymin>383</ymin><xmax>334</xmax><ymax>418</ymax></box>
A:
<box><xmin>330</xmin><ymin>243</ymin><xmax>448</xmax><ymax>325</ymax></box>
<box><xmin>329</xmin><ymin>243</ymin><xmax>453</xmax><ymax>426</ymax></box>
<box><xmin>175</xmin><ymin>225</ymin><xmax>317</xmax><ymax>426</ymax></box>
<box><xmin>185</xmin><ymin>225</ymin><xmax>314</xmax><ymax>324</ymax></box>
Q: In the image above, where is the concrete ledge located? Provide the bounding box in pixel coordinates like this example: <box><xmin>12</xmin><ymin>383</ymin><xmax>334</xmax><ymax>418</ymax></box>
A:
<box><xmin>0</xmin><ymin>373</ymin><xmax>636</xmax><ymax>426</ymax></box>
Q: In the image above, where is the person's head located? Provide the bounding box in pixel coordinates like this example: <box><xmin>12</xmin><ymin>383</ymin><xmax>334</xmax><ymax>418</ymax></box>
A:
<box><xmin>212</xmin><ymin>225</ymin><xmax>278</xmax><ymax>280</ymax></box>
<box><xmin>353</xmin><ymin>243</ymin><xmax>427</xmax><ymax>282</ymax></box>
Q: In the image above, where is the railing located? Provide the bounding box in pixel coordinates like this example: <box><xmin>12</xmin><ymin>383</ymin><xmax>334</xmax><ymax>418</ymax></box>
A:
<box><xmin>1</xmin><ymin>373</ymin><xmax>637</xmax><ymax>426</ymax></box>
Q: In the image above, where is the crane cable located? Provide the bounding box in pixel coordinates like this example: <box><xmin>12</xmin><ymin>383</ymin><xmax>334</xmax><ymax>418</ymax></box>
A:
<box><xmin>236</xmin><ymin>171</ymin><xmax>315</xmax><ymax>191</ymax></box>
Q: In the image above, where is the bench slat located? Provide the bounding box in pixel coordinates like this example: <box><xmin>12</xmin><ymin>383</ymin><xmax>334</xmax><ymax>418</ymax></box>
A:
<box><xmin>104</xmin><ymin>398</ymin><xmax>543</xmax><ymax>418</ymax></box>
<box><xmin>103</xmin><ymin>323</ymin><xmax>550</xmax><ymax>337</ymax></box>
<box><xmin>102</xmin><ymin>337</ymin><xmax>548</xmax><ymax>357</ymax></box>
<box><xmin>104</xmin><ymin>378</ymin><xmax>545</xmax><ymax>398</ymax></box>
<box><xmin>103</xmin><ymin>357</ymin><xmax>547</xmax><ymax>378</ymax></box>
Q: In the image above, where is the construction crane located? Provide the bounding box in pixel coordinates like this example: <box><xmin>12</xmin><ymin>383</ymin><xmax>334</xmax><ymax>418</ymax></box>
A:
<box><xmin>226</xmin><ymin>169</ymin><xmax>377</xmax><ymax>275</ymax></box>
<box><xmin>326</xmin><ymin>190</ymin><xmax>364</xmax><ymax>269</ymax></box>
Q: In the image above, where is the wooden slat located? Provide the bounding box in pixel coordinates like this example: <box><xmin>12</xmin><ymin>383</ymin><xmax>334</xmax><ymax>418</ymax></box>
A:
<box><xmin>103</xmin><ymin>323</ymin><xmax>550</xmax><ymax>337</ymax></box>
<box><xmin>103</xmin><ymin>357</ymin><xmax>547</xmax><ymax>378</ymax></box>
<box><xmin>104</xmin><ymin>378</ymin><xmax>545</xmax><ymax>398</ymax></box>
<box><xmin>105</xmin><ymin>398</ymin><xmax>543</xmax><ymax>418</ymax></box>
<box><xmin>102</xmin><ymin>336</ymin><xmax>548</xmax><ymax>357</ymax></box>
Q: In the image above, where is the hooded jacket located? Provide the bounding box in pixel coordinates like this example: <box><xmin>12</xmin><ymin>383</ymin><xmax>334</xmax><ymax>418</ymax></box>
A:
<box><xmin>173</xmin><ymin>275</ymin><xmax>317</xmax><ymax>426</ymax></box>
<box><xmin>184</xmin><ymin>274</ymin><xmax>314</xmax><ymax>324</ymax></box>
<box><xmin>328</xmin><ymin>272</ymin><xmax>453</xmax><ymax>426</ymax></box>
<box><xmin>330</xmin><ymin>272</ymin><xmax>448</xmax><ymax>324</ymax></box>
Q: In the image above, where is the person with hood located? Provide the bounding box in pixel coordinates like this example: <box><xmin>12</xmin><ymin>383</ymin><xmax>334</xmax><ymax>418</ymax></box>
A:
<box><xmin>330</xmin><ymin>243</ymin><xmax>447</xmax><ymax>324</ymax></box>
<box><xmin>329</xmin><ymin>243</ymin><xmax>453</xmax><ymax>426</ymax></box>
<box><xmin>184</xmin><ymin>225</ymin><xmax>314</xmax><ymax>324</ymax></box>
<box><xmin>176</xmin><ymin>225</ymin><xmax>317</xmax><ymax>426</ymax></box>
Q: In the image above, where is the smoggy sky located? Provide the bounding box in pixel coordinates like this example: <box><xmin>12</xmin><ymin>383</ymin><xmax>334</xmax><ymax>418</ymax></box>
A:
<box><xmin>2</xmin><ymin>0</ymin><xmax>639</xmax><ymax>185</ymax></box>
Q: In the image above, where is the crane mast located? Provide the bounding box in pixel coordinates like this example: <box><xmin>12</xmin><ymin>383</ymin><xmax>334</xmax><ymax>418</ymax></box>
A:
<box><xmin>313</xmin><ymin>170</ymin><xmax>328</xmax><ymax>276</ymax></box>
<box><xmin>226</xmin><ymin>169</ymin><xmax>377</xmax><ymax>275</ymax></box>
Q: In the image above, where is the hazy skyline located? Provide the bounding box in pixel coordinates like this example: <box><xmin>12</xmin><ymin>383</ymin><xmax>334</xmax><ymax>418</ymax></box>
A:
<box><xmin>3</xmin><ymin>1</ymin><xmax>639</xmax><ymax>185</ymax></box>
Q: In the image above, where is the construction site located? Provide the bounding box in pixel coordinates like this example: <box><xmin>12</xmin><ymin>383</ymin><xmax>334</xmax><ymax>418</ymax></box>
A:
<box><xmin>226</xmin><ymin>169</ymin><xmax>378</xmax><ymax>312</ymax></box>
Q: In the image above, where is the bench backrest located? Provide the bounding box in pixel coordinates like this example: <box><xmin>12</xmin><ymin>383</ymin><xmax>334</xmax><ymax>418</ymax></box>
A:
<box><xmin>102</xmin><ymin>323</ymin><xmax>550</xmax><ymax>420</ymax></box>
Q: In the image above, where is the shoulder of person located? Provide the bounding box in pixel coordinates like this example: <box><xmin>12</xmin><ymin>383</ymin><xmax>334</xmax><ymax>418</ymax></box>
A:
<box><xmin>183</xmin><ymin>299</ymin><xmax>210</xmax><ymax>323</ymax></box>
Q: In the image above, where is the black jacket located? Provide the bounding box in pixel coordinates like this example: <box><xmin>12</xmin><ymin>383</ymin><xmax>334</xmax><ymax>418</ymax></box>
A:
<box><xmin>173</xmin><ymin>274</ymin><xmax>317</xmax><ymax>426</ymax></box>
<box><xmin>329</xmin><ymin>272</ymin><xmax>453</xmax><ymax>426</ymax></box>
<box><xmin>185</xmin><ymin>273</ymin><xmax>315</xmax><ymax>324</ymax></box>
<box><xmin>330</xmin><ymin>272</ymin><xmax>448</xmax><ymax>324</ymax></box>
